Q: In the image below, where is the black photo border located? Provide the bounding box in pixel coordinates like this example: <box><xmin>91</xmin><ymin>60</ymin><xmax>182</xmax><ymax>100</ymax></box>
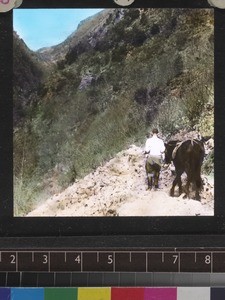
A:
<box><xmin>0</xmin><ymin>0</ymin><xmax>225</xmax><ymax>243</ymax></box>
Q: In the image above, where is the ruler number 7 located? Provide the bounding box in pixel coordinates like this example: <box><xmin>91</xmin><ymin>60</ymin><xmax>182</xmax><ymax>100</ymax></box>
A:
<box><xmin>172</xmin><ymin>254</ymin><xmax>179</xmax><ymax>264</ymax></box>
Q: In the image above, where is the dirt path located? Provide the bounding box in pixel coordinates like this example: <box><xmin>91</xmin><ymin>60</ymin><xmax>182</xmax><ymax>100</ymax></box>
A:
<box><xmin>27</xmin><ymin>145</ymin><xmax>214</xmax><ymax>217</ymax></box>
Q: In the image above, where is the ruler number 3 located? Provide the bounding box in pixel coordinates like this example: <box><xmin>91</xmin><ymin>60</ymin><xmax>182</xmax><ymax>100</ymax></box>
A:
<box><xmin>43</xmin><ymin>255</ymin><xmax>48</xmax><ymax>264</ymax></box>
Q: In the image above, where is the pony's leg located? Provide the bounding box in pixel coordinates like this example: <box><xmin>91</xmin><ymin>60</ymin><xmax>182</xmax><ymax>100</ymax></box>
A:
<box><xmin>170</xmin><ymin>178</ymin><xmax>176</xmax><ymax>197</ymax></box>
<box><xmin>184</xmin><ymin>179</ymin><xmax>190</xmax><ymax>198</ymax></box>
<box><xmin>152</xmin><ymin>163</ymin><xmax>161</xmax><ymax>189</ymax></box>
<box><xmin>154</xmin><ymin>166</ymin><xmax>161</xmax><ymax>189</ymax></box>
<box><xmin>154</xmin><ymin>170</ymin><xmax>160</xmax><ymax>188</ymax></box>
<box><xmin>170</xmin><ymin>172</ymin><xmax>182</xmax><ymax>197</ymax></box>
<box><xmin>195</xmin><ymin>191</ymin><xmax>200</xmax><ymax>201</ymax></box>
<box><xmin>177</xmin><ymin>176</ymin><xmax>183</xmax><ymax>196</ymax></box>
<box><xmin>195</xmin><ymin>177</ymin><xmax>202</xmax><ymax>201</ymax></box>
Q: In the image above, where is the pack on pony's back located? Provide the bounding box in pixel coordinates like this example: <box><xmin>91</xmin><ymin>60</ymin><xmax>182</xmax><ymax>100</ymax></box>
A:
<box><xmin>165</xmin><ymin>139</ymin><xmax>205</xmax><ymax>201</ymax></box>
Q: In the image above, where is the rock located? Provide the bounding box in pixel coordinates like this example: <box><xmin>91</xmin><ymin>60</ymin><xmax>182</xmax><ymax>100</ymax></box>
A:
<box><xmin>79</xmin><ymin>74</ymin><xmax>95</xmax><ymax>90</ymax></box>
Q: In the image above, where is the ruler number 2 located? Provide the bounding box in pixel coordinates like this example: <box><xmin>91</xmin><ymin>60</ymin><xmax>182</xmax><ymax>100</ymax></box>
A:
<box><xmin>10</xmin><ymin>255</ymin><xmax>16</xmax><ymax>264</ymax></box>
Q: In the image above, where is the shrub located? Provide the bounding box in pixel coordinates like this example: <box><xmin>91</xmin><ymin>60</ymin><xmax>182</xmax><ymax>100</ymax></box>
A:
<box><xmin>140</xmin><ymin>14</ymin><xmax>148</xmax><ymax>26</ymax></box>
<box><xmin>125</xmin><ymin>9</ymin><xmax>140</xmax><ymax>21</ymax></box>
<box><xmin>184</xmin><ymin>85</ymin><xmax>208</xmax><ymax>127</ymax></box>
<box><xmin>65</xmin><ymin>40</ymin><xmax>90</xmax><ymax>65</ymax></box>
<box><xmin>175</xmin><ymin>31</ymin><xmax>188</xmax><ymax>51</ymax></box>
<box><xmin>202</xmin><ymin>150</ymin><xmax>214</xmax><ymax>175</ymax></box>
<box><xmin>58</xmin><ymin>164</ymin><xmax>77</xmax><ymax>188</ymax></box>
<box><xmin>153</xmin><ymin>98</ymin><xmax>187</xmax><ymax>135</ymax></box>
<box><xmin>111</xmin><ymin>45</ymin><xmax>128</xmax><ymax>62</ymax></box>
<box><xmin>146</xmin><ymin>108</ymin><xmax>157</xmax><ymax>123</ymax></box>
<box><xmin>171</xmin><ymin>17</ymin><xmax>177</xmax><ymax>30</ymax></box>
<box><xmin>151</xmin><ymin>24</ymin><xmax>160</xmax><ymax>36</ymax></box>
<box><xmin>134</xmin><ymin>88</ymin><xmax>148</xmax><ymax>105</ymax></box>
<box><xmin>14</xmin><ymin>175</ymin><xmax>43</xmax><ymax>216</ymax></box>
<box><xmin>174</xmin><ymin>55</ymin><xmax>184</xmax><ymax>76</ymax></box>
<box><xmin>57</xmin><ymin>59</ymin><xmax>65</xmax><ymax>70</ymax></box>
<box><xmin>129</xmin><ymin>27</ymin><xmax>147</xmax><ymax>47</ymax></box>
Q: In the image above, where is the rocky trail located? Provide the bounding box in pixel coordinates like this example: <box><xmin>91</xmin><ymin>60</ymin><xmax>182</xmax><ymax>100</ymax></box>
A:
<box><xmin>27</xmin><ymin>144</ymin><xmax>214</xmax><ymax>217</ymax></box>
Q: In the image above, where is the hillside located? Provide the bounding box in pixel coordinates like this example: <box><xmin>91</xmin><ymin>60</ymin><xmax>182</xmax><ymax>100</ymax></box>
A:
<box><xmin>13</xmin><ymin>8</ymin><xmax>214</xmax><ymax>216</ymax></box>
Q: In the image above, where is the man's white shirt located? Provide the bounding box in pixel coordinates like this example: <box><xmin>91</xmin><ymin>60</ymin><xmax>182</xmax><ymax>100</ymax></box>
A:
<box><xmin>145</xmin><ymin>135</ymin><xmax>165</xmax><ymax>156</ymax></box>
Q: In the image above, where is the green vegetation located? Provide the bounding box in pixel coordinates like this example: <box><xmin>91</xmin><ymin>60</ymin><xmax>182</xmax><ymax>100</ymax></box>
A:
<box><xmin>202</xmin><ymin>150</ymin><xmax>214</xmax><ymax>176</ymax></box>
<box><xmin>13</xmin><ymin>8</ymin><xmax>214</xmax><ymax>215</ymax></box>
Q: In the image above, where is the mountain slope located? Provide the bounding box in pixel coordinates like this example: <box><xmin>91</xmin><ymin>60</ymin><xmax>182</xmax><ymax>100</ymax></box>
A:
<box><xmin>36</xmin><ymin>9</ymin><xmax>112</xmax><ymax>64</ymax></box>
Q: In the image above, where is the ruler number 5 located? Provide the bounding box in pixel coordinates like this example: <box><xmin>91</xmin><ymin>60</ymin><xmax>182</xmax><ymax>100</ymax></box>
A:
<box><xmin>108</xmin><ymin>255</ymin><xmax>113</xmax><ymax>264</ymax></box>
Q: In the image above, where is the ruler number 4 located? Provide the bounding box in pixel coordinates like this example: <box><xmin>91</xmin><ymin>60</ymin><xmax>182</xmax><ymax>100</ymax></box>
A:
<box><xmin>75</xmin><ymin>255</ymin><xmax>81</xmax><ymax>264</ymax></box>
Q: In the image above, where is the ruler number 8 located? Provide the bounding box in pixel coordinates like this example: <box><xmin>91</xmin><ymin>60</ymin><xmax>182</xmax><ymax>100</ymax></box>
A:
<box><xmin>205</xmin><ymin>255</ymin><xmax>211</xmax><ymax>265</ymax></box>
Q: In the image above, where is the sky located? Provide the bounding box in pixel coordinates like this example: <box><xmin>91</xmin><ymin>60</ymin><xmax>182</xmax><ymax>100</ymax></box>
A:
<box><xmin>13</xmin><ymin>9</ymin><xmax>103</xmax><ymax>51</ymax></box>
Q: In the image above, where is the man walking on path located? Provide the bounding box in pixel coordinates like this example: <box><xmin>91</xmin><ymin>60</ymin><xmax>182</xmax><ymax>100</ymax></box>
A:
<box><xmin>145</xmin><ymin>128</ymin><xmax>165</xmax><ymax>189</ymax></box>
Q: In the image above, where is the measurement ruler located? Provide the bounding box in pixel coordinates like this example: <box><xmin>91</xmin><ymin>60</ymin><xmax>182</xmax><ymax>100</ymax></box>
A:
<box><xmin>0</xmin><ymin>249</ymin><xmax>225</xmax><ymax>273</ymax></box>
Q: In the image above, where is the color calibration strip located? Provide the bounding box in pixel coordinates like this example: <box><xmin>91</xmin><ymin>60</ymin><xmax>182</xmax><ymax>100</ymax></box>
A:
<box><xmin>0</xmin><ymin>287</ymin><xmax>225</xmax><ymax>300</ymax></box>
